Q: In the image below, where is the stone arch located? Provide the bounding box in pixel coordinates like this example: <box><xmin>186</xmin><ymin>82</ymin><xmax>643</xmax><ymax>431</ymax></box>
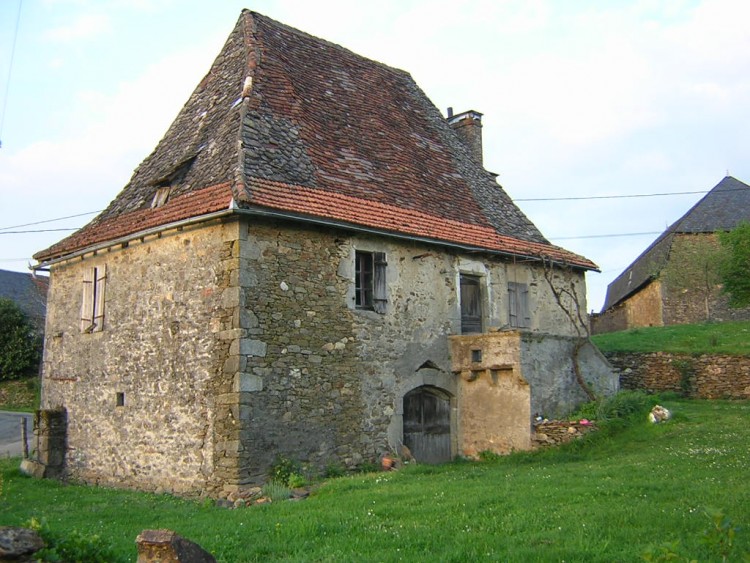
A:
<box><xmin>386</xmin><ymin>365</ymin><xmax>457</xmax><ymax>460</ymax></box>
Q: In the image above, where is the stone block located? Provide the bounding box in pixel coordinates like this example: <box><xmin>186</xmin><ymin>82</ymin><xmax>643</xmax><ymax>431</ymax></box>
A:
<box><xmin>221</xmin><ymin>287</ymin><xmax>240</xmax><ymax>309</ymax></box>
<box><xmin>0</xmin><ymin>526</ymin><xmax>44</xmax><ymax>560</ymax></box>
<box><xmin>240</xmin><ymin>339</ymin><xmax>267</xmax><ymax>357</ymax></box>
<box><xmin>136</xmin><ymin>529</ymin><xmax>216</xmax><ymax>563</ymax></box>
<box><xmin>234</xmin><ymin>372</ymin><xmax>263</xmax><ymax>393</ymax></box>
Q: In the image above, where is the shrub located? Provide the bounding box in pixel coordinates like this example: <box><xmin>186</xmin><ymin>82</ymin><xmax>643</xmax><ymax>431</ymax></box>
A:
<box><xmin>0</xmin><ymin>298</ymin><xmax>41</xmax><ymax>381</ymax></box>
<box><xmin>26</xmin><ymin>517</ymin><xmax>125</xmax><ymax>563</ymax></box>
<box><xmin>261</xmin><ymin>480</ymin><xmax>292</xmax><ymax>502</ymax></box>
<box><xmin>269</xmin><ymin>455</ymin><xmax>301</xmax><ymax>486</ymax></box>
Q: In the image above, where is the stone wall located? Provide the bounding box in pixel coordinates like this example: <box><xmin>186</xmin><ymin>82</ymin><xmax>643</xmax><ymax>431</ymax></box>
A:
<box><xmin>450</xmin><ymin>332</ymin><xmax>531</xmax><ymax>456</ymax></box>
<box><xmin>591</xmin><ymin>280</ymin><xmax>663</xmax><ymax>334</ymax></box>
<box><xmin>607</xmin><ymin>352</ymin><xmax>750</xmax><ymax>399</ymax></box>
<box><xmin>41</xmin><ymin>219</ymin><xmax>238</xmax><ymax>495</ymax></box>
<box><xmin>661</xmin><ymin>234</ymin><xmax>750</xmax><ymax>326</ymax></box>
<box><xmin>450</xmin><ymin>331</ymin><xmax>617</xmax><ymax>455</ymax></box>
<box><xmin>39</xmin><ymin>213</ymin><xmax>600</xmax><ymax>496</ymax></box>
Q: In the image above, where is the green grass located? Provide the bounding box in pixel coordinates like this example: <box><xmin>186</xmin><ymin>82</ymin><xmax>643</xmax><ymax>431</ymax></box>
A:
<box><xmin>592</xmin><ymin>320</ymin><xmax>750</xmax><ymax>356</ymax></box>
<box><xmin>1</xmin><ymin>398</ymin><xmax>748</xmax><ymax>561</ymax></box>
<box><xmin>0</xmin><ymin>376</ymin><xmax>39</xmax><ymax>412</ymax></box>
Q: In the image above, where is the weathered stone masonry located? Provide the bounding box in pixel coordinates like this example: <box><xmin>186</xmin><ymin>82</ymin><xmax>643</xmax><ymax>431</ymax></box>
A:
<box><xmin>607</xmin><ymin>351</ymin><xmax>750</xmax><ymax>399</ymax></box>
<box><xmin>39</xmin><ymin>214</ymin><xmax>613</xmax><ymax>495</ymax></box>
<box><xmin>41</xmin><ymin>219</ymin><xmax>238</xmax><ymax>495</ymax></box>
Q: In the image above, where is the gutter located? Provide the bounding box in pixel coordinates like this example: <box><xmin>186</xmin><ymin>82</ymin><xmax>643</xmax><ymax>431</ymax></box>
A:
<box><xmin>32</xmin><ymin>205</ymin><xmax>597</xmax><ymax>272</ymax></box>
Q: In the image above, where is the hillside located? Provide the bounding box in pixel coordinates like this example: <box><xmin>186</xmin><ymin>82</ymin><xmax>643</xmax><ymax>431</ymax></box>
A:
<box><xmin>592</xmin><ymin>320</ymin><xmax>750</xmax><ymax>356</ymax></box>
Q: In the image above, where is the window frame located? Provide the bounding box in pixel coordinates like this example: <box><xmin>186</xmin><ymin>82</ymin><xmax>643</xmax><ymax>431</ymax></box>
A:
<box><xmin>459</xmin><ymin>273</ymin><xmax>483</xmax><ymax>334</ymax></box>
<box><xmin>354</xmin><ymin>250</ymin><xmax>387</xmax><ymax>313</ymax></box>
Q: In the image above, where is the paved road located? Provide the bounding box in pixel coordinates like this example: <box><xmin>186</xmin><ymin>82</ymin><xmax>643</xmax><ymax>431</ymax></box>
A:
<box><xmin>0</xmin><ymin>411</ymin><xmax>32</xmax><ymax>458</ymax></box>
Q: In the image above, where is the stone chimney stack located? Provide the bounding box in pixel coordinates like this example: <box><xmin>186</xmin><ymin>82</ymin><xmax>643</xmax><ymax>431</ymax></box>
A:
<box><xmin>447</xmin><ymin>108</ymin><xmax>484</xmax><ymax>165</ymax></box>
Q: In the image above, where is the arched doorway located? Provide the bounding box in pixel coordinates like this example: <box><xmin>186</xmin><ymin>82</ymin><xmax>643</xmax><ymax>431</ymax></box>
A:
<box><xmin>403</xmin><ymin>386</ymin><xmax>452</xmax><ymax>464</ymax></box>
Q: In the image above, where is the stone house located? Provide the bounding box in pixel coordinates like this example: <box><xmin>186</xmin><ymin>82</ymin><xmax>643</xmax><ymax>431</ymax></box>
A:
<box><xmin>32</xmin><ymin>10</ymin><xmax>616</xmax><ymax>496</ymax></box>
<box><xmin>593</xmin><ymin>176</ymin><xmax>750</xmax><ymax>334</ymax></box>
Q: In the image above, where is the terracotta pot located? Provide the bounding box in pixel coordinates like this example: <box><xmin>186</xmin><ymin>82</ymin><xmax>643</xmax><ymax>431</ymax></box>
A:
<box><xmin>381</xmin><ymin>456</ymin><xmax>394</xmax><ymax>471</ymax></box>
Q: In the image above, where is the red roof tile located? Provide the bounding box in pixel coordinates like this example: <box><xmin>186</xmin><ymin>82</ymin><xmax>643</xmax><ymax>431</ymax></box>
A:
<box><xmin>35</xmin><ymin>11</ymin><xmax>597</xmax><ymax>272</ymax></box>
<box><xmin>35</xmin><ymin>184</ymin><xmax>233</xmax><ymax>261</ymax></box>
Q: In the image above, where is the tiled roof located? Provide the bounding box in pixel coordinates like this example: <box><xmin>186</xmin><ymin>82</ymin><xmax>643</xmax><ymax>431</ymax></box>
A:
<box><xmin>246</xmin><ymin>178</ymin><xmax>596</xmax><ymax>268</ymax></box>
<box><xmin>35</xmin><ymin>10</ymin><xmax>595</xmax><ymax>271</ymax></box>
<box><xmin>601</xmin><ymin>176</ymin><xmax>750</xmax><ymax>311</ymax></box>
<box><xmin>0</xmin><ymin>268</ymin><xmax>48</xmax><ymax>328</ymax></box>
<box><xmin>37</xmin><ymin>184</ymin><xmax>234</xmax><ymax>261</ymax></box>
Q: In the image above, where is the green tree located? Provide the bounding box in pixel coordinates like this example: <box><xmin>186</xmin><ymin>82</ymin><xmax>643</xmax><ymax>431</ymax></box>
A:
<box><xmin>0</xmin><ymin>298</ymin><xmax>41</xmax><ymax>381</ymax></box>
<box><xmin>719</xmin><ymin>222</ymin><xmax>750</xmax><ymax>308</ymax></box>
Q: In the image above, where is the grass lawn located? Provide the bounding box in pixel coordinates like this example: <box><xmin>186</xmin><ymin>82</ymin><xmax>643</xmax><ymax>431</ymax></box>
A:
<box><xmin>1</xmin><ymin>398</ymin><xmax>748</xmax><ymax>561</ymax></box>
<box><xmin>592</xmin><ymin>320</ymin><xmax>750</xmax><ymax>356</ymax></box>
<box><xmin>0</xmin><ymin>376</ymin><xmax>39</xmax><ymax>412</ymax></box>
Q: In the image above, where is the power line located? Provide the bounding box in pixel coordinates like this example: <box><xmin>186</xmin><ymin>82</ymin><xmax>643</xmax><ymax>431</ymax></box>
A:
<box><xmin>0</xmin><ymin>210</ymin><xmax>100</xmax><ymax>232</ymax></box>
<box><xmin>0</xmin><ymin>228</ymin><xmax>77</xmax><ymax>235</ymax></box>
<box><xmin>514</xmin><ymin>186</ymin><xmax>749</xmax><ymax>202</ymax></box>
<box><xmin>0</xmin><ymin>0</ymin><xmax>23</xmax><ymax>148</ymax></box>
<box><xmin>515</xmin><ymin>190</ymin><xmax>709</xmax><ymax>201</ymax></box>
<box><xmin>550</xmin><ymin>231</ymin><xmax>662</xmax><ymax>241</ymax></box>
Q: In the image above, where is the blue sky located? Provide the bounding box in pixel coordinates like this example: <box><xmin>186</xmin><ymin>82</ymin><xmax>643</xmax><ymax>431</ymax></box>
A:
<box><xmin>1</xmin><ymin>0</ymin><xmax>749</xmax><ymax>312</ymax></box>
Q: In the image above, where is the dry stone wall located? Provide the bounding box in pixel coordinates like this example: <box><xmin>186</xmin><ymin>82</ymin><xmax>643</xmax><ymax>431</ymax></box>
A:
<box><xmin>607</xmin><ymin>352</ymin><xmax>750</xmax><ymax>399</ymax></box>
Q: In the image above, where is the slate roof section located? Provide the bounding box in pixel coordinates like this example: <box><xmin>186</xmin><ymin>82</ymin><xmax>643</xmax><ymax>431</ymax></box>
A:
<box><xmin>601</xmin><ymin>176</ymin><xmax>750</xmax><ymax>311</ymax></box>
<box><xmin>35</xmin><ymin>10</ymin><xmax>595</xmax><ymax>271</ymax></box>
<box><xmin>0</xmin><ymin>269</ymin><xmax>49</xmax><ymax>329</ymax></box>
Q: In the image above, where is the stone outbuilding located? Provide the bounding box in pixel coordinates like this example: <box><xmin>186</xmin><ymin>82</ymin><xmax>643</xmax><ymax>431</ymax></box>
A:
<box><xmin>0</xmin><ymin>268</ymin><xmax>48</xmax><ymax>332</ymax></box>
<box><xmin>32</xmin><ymin>10</ymin><xmax>616</xmax><ymax>496</ymax></box>
<box><xmin>593</xmin><ymin>176</ymin><xmax>750</xmax><ymax>334</ymax></box>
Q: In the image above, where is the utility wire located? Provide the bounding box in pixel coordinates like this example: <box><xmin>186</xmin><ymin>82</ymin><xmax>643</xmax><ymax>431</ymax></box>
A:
<box><xmin>550</xmin><ymin>231</ymin><xmax>662</xmax><ymax>241</ymax></box>
<box><xmin>0</xmin><ymin>228</ymin><xmax>77</xmax><ymax>235</ymax></box>
<box><xmin>0</xmin><ymin>0</ymin><xmax>23</xmax><ymax>148</ymax></box>
<box><xmin>516</xmin><ymin>189</ymin><xmax>714</xmax><ymax>201</ymax></box>
<box><xmin>0</xmin><ymin>210</ymin><xmax>100</xmax><ymax>232</ymax></box>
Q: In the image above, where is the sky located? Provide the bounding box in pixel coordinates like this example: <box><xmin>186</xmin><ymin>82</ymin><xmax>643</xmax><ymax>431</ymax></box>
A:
<box><xmin>1</xmin><ymin>0</ymin><xmax>748</xmax><ymax>313</ymax></box>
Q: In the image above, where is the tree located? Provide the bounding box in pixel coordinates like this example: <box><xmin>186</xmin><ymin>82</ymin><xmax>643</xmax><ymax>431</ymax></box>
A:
<box><xmin>0</xmin><ymin>298</ymin><xmax>41</xmax><ymax>381</ymax></box>
<box><xmin>719</xmin><ymin>222</ymin><xmax>750</xmax><ymax>308</ymax></box>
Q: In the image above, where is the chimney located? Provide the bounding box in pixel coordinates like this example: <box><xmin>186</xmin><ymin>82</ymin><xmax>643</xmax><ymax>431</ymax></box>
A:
<box><xmin>447</xmin><ymin>108</ymin><xmax>484</xmax><ymax>165</ymax></box>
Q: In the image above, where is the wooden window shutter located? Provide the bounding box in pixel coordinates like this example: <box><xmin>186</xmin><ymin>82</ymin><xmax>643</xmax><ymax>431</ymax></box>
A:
<box><xmin>80</xmin><ymin>267</ymin><xmax>95</xmax><ymax>332</ymax></box>
<box><xmin>93</xmin><ymin>264</ymin><xmax>107</xmax><ymax>332</ymax></box>
<box><xmin>520</xmin><ymin>283</ymin><xmax>531</xmax><ymax>328</ymax></box>
<box><xmin>508</xmin><ymin>282</ymin><xmax>530</xmax><ymax>328</ymax></box>
<box><xmin>373</xmin><ymin>252</ymin><xmax>387</xmax><ymax>314</ymax></box>
<box><xmin>508</xmin><ymin>282</ymin><xmax>518</xmax><ymax>327</ymax></box>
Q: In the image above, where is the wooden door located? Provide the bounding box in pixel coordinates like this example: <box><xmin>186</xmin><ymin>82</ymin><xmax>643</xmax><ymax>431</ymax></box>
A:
<box><xmin>403</xmin><ymin>386</ymin><xmax>452</xmax><ymax>464</ymax></box>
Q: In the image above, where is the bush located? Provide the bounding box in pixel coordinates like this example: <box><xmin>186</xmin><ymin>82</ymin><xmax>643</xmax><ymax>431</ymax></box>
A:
<box><xmin>26</xmin><ymin>517</ymin><xmax>125</xmax><ymax>563</ymax></box>
<box><xmin>0</xmin><ymin>298</ymin><xmax>41</xmax><ymax>381</ymax></box>
<box><xmin>572</xmin><ymin>390</ymin><xmax>656</xmax><ymax>424</ymax></box>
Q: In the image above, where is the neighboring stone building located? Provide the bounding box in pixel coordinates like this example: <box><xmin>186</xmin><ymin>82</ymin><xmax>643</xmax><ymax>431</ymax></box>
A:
<box><xmin>0</xmin><ymin>268</ymin><xmax>48</xmax><ymax>332</ymax></box>
<box><xmin>593</xmin><ymin>176</ymin><xmax>750</xmax><ymax>334</ymax></box>
<box><xmin>32</xmin><ymin>10</ymin><xmax>616</xmax><ymax>496</ymax></box>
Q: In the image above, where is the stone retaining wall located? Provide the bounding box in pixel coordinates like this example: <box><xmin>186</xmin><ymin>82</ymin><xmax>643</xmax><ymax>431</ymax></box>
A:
<box><xmin>605</xmin><ymin>352</ymin><xmax>750</xmax><ymax>399</ymax></box>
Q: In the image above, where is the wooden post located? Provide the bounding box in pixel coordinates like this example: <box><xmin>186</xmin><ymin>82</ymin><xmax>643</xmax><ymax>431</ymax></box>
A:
<box><xmin>20</xmin><ymin>417</ymin><xmax>29</xmax><ymax>459</ymax></box>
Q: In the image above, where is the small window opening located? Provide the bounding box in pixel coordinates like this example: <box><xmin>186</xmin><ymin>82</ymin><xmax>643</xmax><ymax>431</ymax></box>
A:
<box><xmin>116</xmin><ymin>392</ymin><xmax>125</xmax><ymax>407</ymax></box>
<box><xmin>355</xmin><ymin>250</ymin><xmax>387</xmax><ymax>313</ymax></box>
<box><xmin>471</xmin><ymin>349</ymin><xmax>482</xmax><ymax>363</ymax></box>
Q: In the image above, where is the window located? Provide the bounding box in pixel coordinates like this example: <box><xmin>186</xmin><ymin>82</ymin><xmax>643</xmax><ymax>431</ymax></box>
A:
<box><xmin>355</xmin><ymin>251</ymin><xmax>387</xmax><ymax>313</ymax></box>
<box><xmin>508</xmin><ymin>281</ymin><xmax>530</xmax><ymax>328</ymax></box>
<box><xmin>81</xmin><ymin>265</ymin><xmax>106</xmax><ymax>333</ymax></box>
<box><xmin>460</xmin><ymin>274</ymin><xmax>482</xmax><ymax>334</ymax></box>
